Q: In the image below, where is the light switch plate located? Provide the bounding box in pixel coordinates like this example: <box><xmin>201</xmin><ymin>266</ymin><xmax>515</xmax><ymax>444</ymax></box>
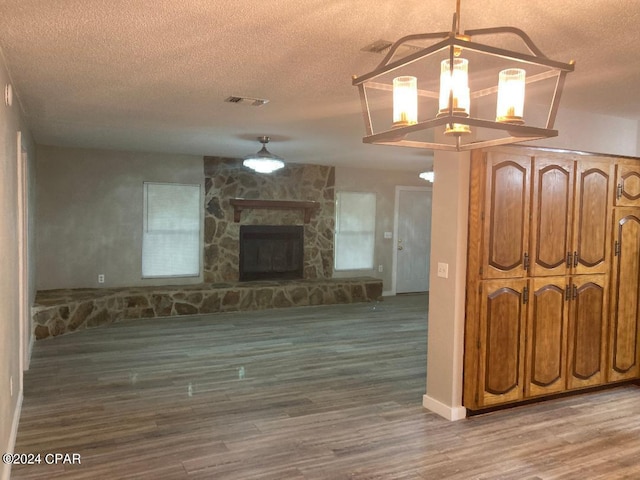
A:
<box><xmin>437</xmin><ymin>262</ymin><xmax>449</xmax><ymax>279</ymax></box>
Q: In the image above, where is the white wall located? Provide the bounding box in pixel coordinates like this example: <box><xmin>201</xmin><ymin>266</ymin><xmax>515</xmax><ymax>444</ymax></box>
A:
<box><xmin>528</xmin><ymin>106</ymin><xmax>639</xmax><ymax>157</ymax></box>
<box><xmin>0</xmin><ymin>51</ymin><xmax>36</xmax><ymax>480</ymax></box>
<box><xmin>36</xmin><ymin>146</ymin><xmax>204</xmax><ymax>290</ymax></box>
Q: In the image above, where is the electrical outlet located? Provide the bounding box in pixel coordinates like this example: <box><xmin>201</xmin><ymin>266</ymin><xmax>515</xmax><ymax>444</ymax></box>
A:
<box><xmin>437</xmin><ymin>262</ymin><xmax>449</xmax><ymax>279</ymax></box>
<box><xmin>378</xmin><ymin>264</ymin><xmax>383</xmax><ymax>272</ymax></box>
<box><xmin>98</xmin><ymin>274</ymin><xmax>105</xmax><ymax>284</ymax></box>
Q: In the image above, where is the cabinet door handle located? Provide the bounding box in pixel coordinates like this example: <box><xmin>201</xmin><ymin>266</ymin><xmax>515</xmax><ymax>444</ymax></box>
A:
<box><xmin>614</xmin><ymin>240</ymin><xmax>620</xmax><ymax>256</ymax></box>
<box><xmin>565</xmin><ymin>285</ymin><xmax>571</xmax><ymax>301</ymax></box>
<box><xmin>523</xmin><ymin>286</ymin><xmax>529</xmax><ymax>304</ymax></box>
<box><xmin>566</xmin><ymin>252</ymin><xmax>572</xmax><ymax>268</ymax></box>
<box><xmin>617</xmin><ymin>183</ymin><xmax>623</xmax><ymax>200</ymax></box>
<box><xmin>573</xmin><ymin>251</ymin><xmax>579</xmax><ymax>268</ymax></box>
<box><xmin>572</xmin><ymin>284</ymin><xmax>578</xmax><ymax>300</ymax></box>
<box><xmin>523</xmin><ymin>253</ymin><xmax>530</xmax><ymax>271</ymax></box>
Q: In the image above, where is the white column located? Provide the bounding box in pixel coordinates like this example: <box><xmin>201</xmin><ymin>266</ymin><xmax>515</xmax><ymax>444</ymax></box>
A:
<box><xmin>423</xmin><ymin>149</ymin><xmax>470</xmax><ymax>421</ymax></box>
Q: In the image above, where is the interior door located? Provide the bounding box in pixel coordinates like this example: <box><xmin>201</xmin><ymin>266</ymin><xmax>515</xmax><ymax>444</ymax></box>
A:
<box><xmin>17</xmin><ymin>131</ymin><xmax>31</xmax><ymax>372</ymax></box>
<box><xmin>396</xmin><ymin>188</ymin><xmax>432</xmax><ymax>294</ymax></box>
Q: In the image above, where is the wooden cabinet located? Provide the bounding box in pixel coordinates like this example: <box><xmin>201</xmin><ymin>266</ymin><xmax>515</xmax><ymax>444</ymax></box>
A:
<box><xmin>566</xmin><ymin>274</ymin><xmax>608</xmax><ymax>389</ymax></box>
<box><xmin>479</xmin><ymin>152</ymin><xmax>614</xmax><ymax>281</ymax></box>
<box><xmin>525</xmin><ymin>277</ymin><xmax>568</xmax><ymax>397</ymax></box>
<box><xmin>530</xmin><ymin>156</ymin><xmax>613</xmax><ymax>277</ymax></box>
<box><xmin>481</xmin><ymin>153</ymin><xmax>531</xmax><ymax>279</ymax></box>
<box><xmin>615</xmin><ymin>162</ymin><xmax>640</xmax><ymax>207</ymax></box>
<box><xmin>572</xmin><ymin>159</ymin><xmax>614</xmax><ymax>275</ymax></box>
<box><xmin>529</xmin><ymin>157</ymin><xmax>574</xmax><ymax>277</ymax></box>
<box><xmin>477</xmin><ymin>279</ymin><xmax>527</xmax><ymax>406</ymax></box>
<box><xmin>608</xmin><ymin>208</ymin><xmax>640</xmax><ymax>381</ymax></box>
<box><xmin>464</xmin><ymin>146</ymin><xmax>634</xmax><ymax>412</ymax></box>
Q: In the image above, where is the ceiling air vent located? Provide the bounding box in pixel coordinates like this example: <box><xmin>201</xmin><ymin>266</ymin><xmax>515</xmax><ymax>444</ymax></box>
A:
<box><xmin>224</xmin><ymin>96</ymin><xmax>269</xmax><ymax>107</ymax></box>
<box><xmin>361</xmin><ymin>39</ymin><xmax>423</xmax><ymax>59</ymax></box>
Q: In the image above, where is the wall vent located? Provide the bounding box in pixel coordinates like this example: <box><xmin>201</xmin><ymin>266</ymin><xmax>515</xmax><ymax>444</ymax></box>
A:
<box><xmin>224</xmin><ymin>96</ymin><xmax>269</xmax><ymax>107</ymax></box>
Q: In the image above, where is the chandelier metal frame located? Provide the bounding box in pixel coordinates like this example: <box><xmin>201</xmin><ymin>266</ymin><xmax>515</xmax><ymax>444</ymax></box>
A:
<box><xmin>352</xmin><ymin>1</ymin><xmax>575</xmax><ymax>151</ymax></box>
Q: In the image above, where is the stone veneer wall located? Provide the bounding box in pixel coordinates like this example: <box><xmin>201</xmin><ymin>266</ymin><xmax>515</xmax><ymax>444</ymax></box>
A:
<box><xmin>32</xmin><ymin>278</ymin><xmax>383</xmax><ymax>339</ymax></box>
<box><xmin>204</xmin><ymin>157</ymin><xmax>335</xmax><ymax>282</ymax></box>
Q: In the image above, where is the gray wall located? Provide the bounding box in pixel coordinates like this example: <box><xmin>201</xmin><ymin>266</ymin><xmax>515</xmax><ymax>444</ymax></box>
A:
<box><xmin>35</xmin><ymin>146</ymin><xmax>204</xmax><ymax>290</ymax></box>
<box><xmin>0</xmin><ymin>59</ymin><xmax>37</xmax><ymax>479</ymax></box>
<box><xmin>334</xmin><ymin>166</ymin><xmax>430</xmax><ymax>293</ymax></box>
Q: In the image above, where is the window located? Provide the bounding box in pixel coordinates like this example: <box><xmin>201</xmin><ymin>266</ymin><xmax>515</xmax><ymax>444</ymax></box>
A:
<box><xmin>334</xmin><ymin>191</ymin><xmax>376</xmax><ymax>270</ymax></box>
<box><xmin>142</xmin><ymin>182</ymin><xmax>201</xmax><ymax>278</ymax></box>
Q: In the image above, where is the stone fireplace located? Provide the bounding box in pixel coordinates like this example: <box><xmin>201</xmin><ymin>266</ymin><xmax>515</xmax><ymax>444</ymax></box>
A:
<box><xmin>239</xmin><ymin>225</ymin><xmax>304</xmax><ymax>281</ymax></box>
<box><xmin>203</xmin><ymin>157</ymin><xmax>335</xmax><ymax>282</ymax></box>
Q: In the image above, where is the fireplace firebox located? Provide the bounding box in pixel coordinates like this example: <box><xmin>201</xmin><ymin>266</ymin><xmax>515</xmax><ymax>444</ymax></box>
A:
<box><xmin>239</xmin><ymin>225</ymin><xmax>304</xmax><ymax>281</ymax></box>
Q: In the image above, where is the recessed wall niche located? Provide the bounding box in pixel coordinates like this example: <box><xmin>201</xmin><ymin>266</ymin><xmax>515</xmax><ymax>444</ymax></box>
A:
<box><xmin>203</xmin><ymin>157</ymin><xmax>335</xmax><ymax>283</ymax></box>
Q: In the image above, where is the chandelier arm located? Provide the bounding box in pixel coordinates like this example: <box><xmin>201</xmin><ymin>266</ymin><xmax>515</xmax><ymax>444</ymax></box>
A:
<box><xmin>463</xmin><ymin>26</ymin><xmax>548</xmax><ymax>58</ymax></box>
<box><xmin>546</xmin><ymin>70</ymin><xmax>569</xmax><ymax>129</ymax></box>
<box><xmin>376</xmin><ymin>31</ymin><xmax>450</xmax><ymax>69</ymax></box>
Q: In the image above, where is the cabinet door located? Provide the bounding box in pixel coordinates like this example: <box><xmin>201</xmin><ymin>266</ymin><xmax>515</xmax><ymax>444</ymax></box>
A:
<box><xmin>608</xmin><ymin>208</ymin><xmax>640</xmax><ymax>382</ymax></box>
<box><xmin>482</xmin><ymin>153</ymin><xmax>531</xmax><ymax>279</ymax></box>
<box><xmin>478</xmin><ymin>279</ymin><xmax>527</xmax><ymax>407</ymax></box>
<box><xmin>525</xmin><ymin>277</ymin><xmax>568</xmax><ymax>397</ymax></box>
<box><xmin>530</xmin><ymin>157</ymin><xmax>573</xmax><ymax>277</ymax></box>
<box><xmin>567</xmin><ymin>274</ymin><xmax>608</xmax><ymax>389</ymax></box>
<box><xmin>572</xmin><ymin>159</ymin><xmax>613</xmax><ymax>275</ymax></box>
<box><xmin>615</xmin><ymin>163</ymin><xmax>640</xmax><ymax>207</ymax></box>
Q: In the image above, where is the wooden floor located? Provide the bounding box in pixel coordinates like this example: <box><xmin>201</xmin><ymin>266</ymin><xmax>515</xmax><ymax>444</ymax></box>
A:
<box><xmin>12</xmin><ymin>294</ymin><xmax>640</xmax><ymax>479</ymax></box>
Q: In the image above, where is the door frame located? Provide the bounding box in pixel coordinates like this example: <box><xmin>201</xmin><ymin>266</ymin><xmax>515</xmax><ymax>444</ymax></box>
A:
<box><xmin>17</xmin><ymin>131</ymin><xmax>32</xmax><ymax>372</ymax></box>
<box><xmin>392</xmin><ymin>185</ymin><xmax>433</xmax><ymax>295</ymax></box>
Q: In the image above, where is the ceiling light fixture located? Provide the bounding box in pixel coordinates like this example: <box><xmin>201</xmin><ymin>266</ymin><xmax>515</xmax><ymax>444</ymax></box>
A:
<box><xmin>352</xmin><ymin>0</ymin><xmax>575</xmax><ymax>151</ymax></box>
<box><xmin>419</xmin><ymin>171</ymin><xmax>435</xmax><ymax>182</ymax></box>
<box><xmin>242</xmin><ymin>136</ymin><xmax>285</xmax><ymax>173</ymax></box>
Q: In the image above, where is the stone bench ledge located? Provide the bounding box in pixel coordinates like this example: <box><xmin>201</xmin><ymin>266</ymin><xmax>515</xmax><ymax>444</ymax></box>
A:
<box><xmin>33</xmin><ymin>277</ymin><xmax>383</xmax><ymax>340</ymax></box>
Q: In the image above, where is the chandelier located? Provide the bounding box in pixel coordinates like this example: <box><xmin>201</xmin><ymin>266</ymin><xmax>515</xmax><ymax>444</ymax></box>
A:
<box><xmin>243</xmin><ymin>136</ymin><xmax>285</xmax><ymax>173</ymax></box>
<box><xmin>352</xmin><ymin>0</ymin><xmax>575</xmax><ymax>151</ymax></box>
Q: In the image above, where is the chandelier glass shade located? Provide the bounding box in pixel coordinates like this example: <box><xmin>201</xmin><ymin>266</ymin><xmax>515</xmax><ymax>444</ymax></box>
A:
<box><xmin>243</xmin><ymin>136</ymin><xmax>285</xmax><ymax>173</ymax></box>
<box><xmin>352</xmin><ymin>1</ymin><xmax>575</xmax><ymax>151</ymax></box>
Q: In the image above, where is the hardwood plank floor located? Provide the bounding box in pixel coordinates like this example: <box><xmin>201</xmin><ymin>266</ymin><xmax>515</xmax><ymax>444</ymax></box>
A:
<box><xmin>11</xmin><ymin>294</ymin><xmax>640</xmax><ymax>479</ymax></box>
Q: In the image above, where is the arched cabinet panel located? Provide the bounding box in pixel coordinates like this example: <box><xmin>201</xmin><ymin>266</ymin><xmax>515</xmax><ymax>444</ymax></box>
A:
<box><xmin>482</xmin><ymin>154</ymin><xmax>531</xmax><ymax>279</ymax></box>
<box><xmin>525</xmin><ymin>278</ymin><xmax>568</xmax><ymax>397</ymax></box>
<box><xmin>478</xmin><ymin>280</ymin><xmax>527</xmax><ymax>407</ymax></box>
<box><xmin>608</xmin><ymin>210</ymin><xmax>640</xmax><ymax>382</ymax></box>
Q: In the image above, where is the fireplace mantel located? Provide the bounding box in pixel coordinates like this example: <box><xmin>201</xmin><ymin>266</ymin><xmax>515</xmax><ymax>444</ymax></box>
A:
<box><xmin>229</xmin><ymin>198</ymin><xmax>320</xmax><ymax>223</ymax></box>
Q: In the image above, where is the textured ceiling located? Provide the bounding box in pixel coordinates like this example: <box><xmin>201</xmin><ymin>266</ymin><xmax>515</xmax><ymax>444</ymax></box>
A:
<box><xmin>0</xmin><ymin>0</ymin><xmax>638</xmax><ymax>171</ymax></box>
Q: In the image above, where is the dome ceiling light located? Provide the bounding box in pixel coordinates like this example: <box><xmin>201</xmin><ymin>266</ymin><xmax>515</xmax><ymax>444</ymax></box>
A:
<box><xmin>419</xmin><ymin>171</ymin><xmax>435</xmax><ymax>182</ymax></box>
<box><xmin>242</xmin><ymin>136</ymin><xmax>285</xmax><ymax>174</ymax></box>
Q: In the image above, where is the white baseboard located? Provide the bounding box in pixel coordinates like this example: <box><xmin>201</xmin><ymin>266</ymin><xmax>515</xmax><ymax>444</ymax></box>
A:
<box><xmin>1</xmin><ymin>389</ymin><xmax>24</xmax><ymax>480</ymax></box>
<box><xmin>382</xmin><ymin>290</ymin><xmax>394</xmax><ymax>297</ymax></box>
<box><xmin>423</xmin><ymin>394</ymin><xmax>466</xmax><ymax>421</ymax></box>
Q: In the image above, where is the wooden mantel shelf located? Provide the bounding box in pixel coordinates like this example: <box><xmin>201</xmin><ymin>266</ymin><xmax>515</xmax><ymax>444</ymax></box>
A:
<box><xmin>229</xmin><ymin>198</ymin><xmax>320</xmax><ymax>223</ymax></box>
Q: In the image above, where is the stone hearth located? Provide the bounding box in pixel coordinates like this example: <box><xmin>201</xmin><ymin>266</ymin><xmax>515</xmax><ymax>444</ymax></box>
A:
<box><xmin>32</xmin><ymin>277</ymin><xmax>383</xmax><ymax>340</ymax></box>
